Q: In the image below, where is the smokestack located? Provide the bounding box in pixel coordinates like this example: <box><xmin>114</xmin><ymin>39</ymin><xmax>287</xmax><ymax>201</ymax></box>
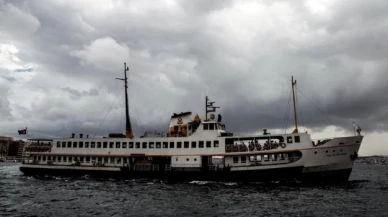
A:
<box><xmin>80</xmin><ymin>134</ymin><xmax>83</xmax><ymax>138</ymax></box>
<box><xmin>71</xmin><ymin>133</ymin><xmax>75</xmax><ymax>138</ymax></box>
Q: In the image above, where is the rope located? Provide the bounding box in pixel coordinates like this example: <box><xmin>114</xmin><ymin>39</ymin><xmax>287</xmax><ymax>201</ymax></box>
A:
<box><xmin>129</xmin><ymin>92</ymin><xmax>145</xmax><ymax>133</ymax></box>
<box><xmin>93</xmin><ymin>83</ymin><xmax>122</xmax><ymax>138</ymax></box>
<box><xmin>282</xmin><ymin>90</ymin><xmax>292</xmax><ymax>134</ymax></box>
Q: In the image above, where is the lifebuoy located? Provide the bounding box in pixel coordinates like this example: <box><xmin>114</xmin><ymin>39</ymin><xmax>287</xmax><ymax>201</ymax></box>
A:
<box><xmin>280</xmin><ymin>143</ymin><xmax>286</xmax><ymax>148</ymax></box>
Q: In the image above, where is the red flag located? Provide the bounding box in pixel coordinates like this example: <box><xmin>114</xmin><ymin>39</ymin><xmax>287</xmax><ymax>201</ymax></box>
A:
<box><xmin>18</xmin><ymin>128</ymin><xmax>27</xmax><ymax>135</ymax></box>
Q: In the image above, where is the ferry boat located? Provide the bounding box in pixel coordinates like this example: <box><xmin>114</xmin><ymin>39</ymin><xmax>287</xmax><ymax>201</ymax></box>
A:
<box><xmin>20</xmin><ymin>63</ymin><xmax>363</xmax><ymax>183</ymax></box>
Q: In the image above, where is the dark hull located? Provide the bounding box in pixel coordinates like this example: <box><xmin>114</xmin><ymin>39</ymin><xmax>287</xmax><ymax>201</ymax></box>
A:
<box><xmin>19</xmin><ymin>165</ymin><xmax>353</xmax><ymax>183</ymax></box>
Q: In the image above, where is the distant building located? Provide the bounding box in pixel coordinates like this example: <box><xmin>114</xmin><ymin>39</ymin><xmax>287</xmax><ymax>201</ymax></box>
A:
<box><xmin>0</xmin><ymin>136</ymin><xmax>26</xmax><ymax>157</ymax></box>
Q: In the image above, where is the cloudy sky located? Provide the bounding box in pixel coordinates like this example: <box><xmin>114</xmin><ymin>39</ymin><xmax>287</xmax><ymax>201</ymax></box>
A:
<box><xmin>1</xmin><ymin>0</ymin><xmax>387</xmax><ymax>155</ymax></box>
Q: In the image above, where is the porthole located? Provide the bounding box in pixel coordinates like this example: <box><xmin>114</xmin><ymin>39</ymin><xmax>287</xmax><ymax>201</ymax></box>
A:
<box><xmin>194</xmin><ymin>158</ymin><xmax>197</xmax><ymax>161</ymax></box>
<box><xmin>333</xmin><ymin>150</ymin><xmax>336</xmax><ymax>152</ymax></box>
<box><xmin>186</xmin><ymin>158</ymin><xmax>189</xmax><ymax>161</ymax></box>
<box><xmin>340</xmin><ymin>149</ymin><xmax>342</xmax><ymax>152</ymax></box>
<box><xmin>314</xmin><ymin>151</ymin><xmax>317</xmax><ymax>154</ymax></box>
<box><xmin>176</xmin><ymin>158</ymin><xmax>178</xmax><ymax>161</ymax></box>
<box><xmin>326</xmin><ymin>150</ymin><xmax>328</xmax><ymax>153</ymax></box>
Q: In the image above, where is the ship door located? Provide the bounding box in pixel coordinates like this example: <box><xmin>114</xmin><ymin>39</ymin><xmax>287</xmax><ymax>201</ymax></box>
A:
<box><xmin>201</xmin><ymin>156</ymin><xmax>209</xmax><ymax>171</ymax></box>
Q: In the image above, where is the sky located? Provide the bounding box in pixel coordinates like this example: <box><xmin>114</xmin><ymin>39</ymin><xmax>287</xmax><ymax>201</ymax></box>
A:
<box><xmin>0</xmin><ymin>0</ymin><xmax>387</xmax><ymax>156</ymax></box>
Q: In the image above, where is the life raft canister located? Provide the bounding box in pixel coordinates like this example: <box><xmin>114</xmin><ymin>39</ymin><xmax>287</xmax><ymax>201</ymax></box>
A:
<box><xmin>280</xmin><ymin>142</ymin><xmax>286</xmax><ymax>148</ymax></box>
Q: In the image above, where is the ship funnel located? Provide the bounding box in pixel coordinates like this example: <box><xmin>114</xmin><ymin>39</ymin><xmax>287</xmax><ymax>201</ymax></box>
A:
<box><xmin>71</xmin><ymin>133</ymin><xmax>75</xmax><ymax>138</ymax></box>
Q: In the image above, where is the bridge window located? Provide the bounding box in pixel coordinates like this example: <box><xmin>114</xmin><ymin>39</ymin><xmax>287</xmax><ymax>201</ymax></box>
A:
<box><xmin>209</xmin><ymin>123</ymin><xmax>215</xmax><ymax>130</ymax></box>
<box><xmin>103</xmin><ymin>142</ymin><xmax>107</xmax><ymax>148</ymax></box>
<box><xmin>295</xmin><ymin>136</ymin><xmax>300</xmax><ymax>143</ymax></box>
<box><xmin>122</xmin><ymin>142</ymin><xmax>127</xmax><ymax>148</ymax></box>
<box><xmin>73</xmin><ymin>142</ymin><xmax>77</xmax><ymax>148</ymax></box>
<box><xmin>163</xmin><ymin>142</ymin><xmax>168</xmax><ymax>148</ymax></box>
<box><xmin>62</xmin><ymin>142</ymin><xmax>66</xmax><ymax>148</ymax></box>
<box><xmin>109</xmin><ymin>142</ymin><xmax>114</xmax><ymax>148</ymax></box>
<box><xmin>204</xmin><ymin>124</ymin><xmax>209</xmax><ymax>130</ymax></box>
<box><xmin>191</xmin><ymin>141</ymin><xmax>196</xmax><ymax>148</ymax></box>
<box><xmin>79</xmin><ymin>142</ymin><xmax>84</xmax><ymax>148</ymax></box>
<box><xmin>199</xmin><ymin>141</ymin><xmax>204</xmax><ymax>148</ymax></box>
<box><xmin>177</xmin><ymin>142</ymin><xmax>182</xmax><ymax>148</ymax></box>
<box><xmin>57</xmin><ymin>142</ymin><xmax>60</xmax><ymax>148</ymax></box>
<box><xmin>142</xmin><ymin>142</ymin><xmax>147</xmax><ymax>148</ymax></box>
<box><xmin>233</xmin><ymin>157</ymin><xmax>238</xmax><ymax>164</ymax></box>
<box><xmin>85</xmin><ymin>142</ymin><xmax>89</xmax><ymax>148</ymax></box>
<box><xmin>214</xmin><ymin>140</ymin><xmax>219</xmax><ymax>147</ymax></box>
<box><xmin>169</xmin><ymin>142</ymin><xmax>174</xmax><ymax>148</ymax></box>
<box><xmin>97</xmin><ymin>142</ymin><xmax>101</xmax><ymax>148</ymax></box>
<box><xmin>156</xmin><ymin>142</ymin><xmax>161</xmax><ymax>148</ymax></box>
<box><xmin>67</xmin><ymin>142</ymin><xmax>71</xmax><ymax>148</ymax></box>
<box><xmin>91</xmin><ymin>142</ymin><xmax>95</xmax><ymax>148</ymax></box>
<box><xmin>136</xmin><ymin>142</ymin><xmax>140</xmax><ymax>148</ymax></box>
<box><xmin>149</xmin><ymin>142</ymin><xmax>154</xmax><ymax>148</ymax></box>
<box><xmin>241</xmin><ymin>156</ymin><xmax>246</xmax><ymax>163</ymax></box>
<box><xmin>206</xmin><ymin>141</ymin><xmax>211</xmax><ymax>148</ymax></box>
<box><xmin>116</xmin><ymin>142</ymin><xmax>121</xmax><ymax>148</ymax></box>
<box><xmin>184</xmin><ymin>142</ymin><xmax>189</xmax><ymax>148</ymax></box>
<box><xmin>129</xmin><ymin>142</ymin><xmax>134</xmax><ymax>148</ymax></box>
<box><xmin>287</xmin><ymin>136</ymin><xmax>293</xmax><ymax>143</ymax></box>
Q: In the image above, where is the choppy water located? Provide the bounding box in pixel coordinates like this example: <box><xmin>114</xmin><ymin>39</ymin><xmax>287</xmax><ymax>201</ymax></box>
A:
<box><xmin>0</xmin><ymin>164</ymin><xmax>387</xmax><ymax>217</ymax></box>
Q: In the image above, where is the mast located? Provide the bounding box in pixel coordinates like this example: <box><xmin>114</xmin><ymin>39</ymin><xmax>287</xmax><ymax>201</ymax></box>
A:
<box><xmin>205</xmin><ymin>96</ymin><xmax>220</xmax><ymax>121</ymax></box>
<box><xmin>116</xmin><ymin>62</ymin><xmax>133</xmax><ymax>138</ymax></box>
<box><xmin>291</xmin><ymin>76</ymin><xmax>298</xmax><ymax>134</ymax></box>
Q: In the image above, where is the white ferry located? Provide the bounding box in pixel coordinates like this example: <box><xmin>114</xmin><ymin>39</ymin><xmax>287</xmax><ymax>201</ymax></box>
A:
<box><xmin>20</xmin><ymin>64</ymin><xmax>363</xmax><ymax>183</ymax></box>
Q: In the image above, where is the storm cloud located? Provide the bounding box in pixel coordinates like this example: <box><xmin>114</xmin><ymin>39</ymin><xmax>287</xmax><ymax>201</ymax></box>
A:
<box><xmin>0</xmin><ymin>0</ymin><xmax>387</xmax><ymax>155</ymax></box>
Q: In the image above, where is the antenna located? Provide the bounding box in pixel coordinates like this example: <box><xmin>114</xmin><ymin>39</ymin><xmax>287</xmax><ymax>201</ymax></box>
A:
<box><xmin>205</xmin><ymin>96</ymin><xmax>220</xmax><ymax>121</ymax></box>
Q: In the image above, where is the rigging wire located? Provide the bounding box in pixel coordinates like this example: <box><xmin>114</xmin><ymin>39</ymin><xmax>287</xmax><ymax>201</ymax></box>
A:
<box><xmin>129</xmin><ymin>91</ymin><xmax>145</xmax><ymax>134</ymax></box>
<box><xmin>282</xmin><ymin>90</ymin><xmax>292</xmax><ymax>134</ymax></box>
<box><xmin>296</xmin><ymin>87</ymin><xmax>337</xmax><ymax>128</ymax></box>
<box><xmin>295</xmin><ymin>86</ymin><xmax>305</xmax><ymax>131</ymax></box>
<box><xmin>93</xmin><ymin>83</ymin><xmax>123</xmax><ymax>138</ymax></box>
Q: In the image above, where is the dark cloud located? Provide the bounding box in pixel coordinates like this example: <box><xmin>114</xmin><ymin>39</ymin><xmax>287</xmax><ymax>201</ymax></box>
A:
<box><xmin>0</xmin><ymin>0</ymin><xmax>387</xmax><ymax>155</ymax></box>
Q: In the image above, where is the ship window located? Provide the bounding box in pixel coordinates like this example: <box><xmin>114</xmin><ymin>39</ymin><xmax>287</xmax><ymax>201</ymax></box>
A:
<box><xmin>129</xmin><ymin>142</ymin><xmax>134</xmax><ymax>148</ymax></box>
<box><xmin>204</xmin><ymin>124</ymin><xmax>209</xmax><ymax>130</ymax></box>
<box><xmin>116</xmin><ymin>142</ymin><xmax>121</xmax><ymax>148</ymax></box>
<box><xmin>86</xmin><ymin>157</ymin><xmax>90</xmax><ymax>163</ymax></box>
<box><xmin>73</xmin><ymin>142</ymin><xmax>77</xmax><ymax>148</ymax></box>
<box><xmin>177</xmin><ymin>142</ymin><xmax>182</xmax><ymax>148</ymax></box>
<box><xmin>109</xmin><ymin>142</ymin><xmax>114</xmax><ymax>148</ymax></box>
<box><xmin>97</xmin><ymin>157</ymin><xmax>102</xmax><ymax>162</ymax></box>
<box><xmin>103</xmin><ymin>142</ymin><xmax>107</xmax><ymax>148</ymax></box>
<box><xmin>214</xmin><ymin>124</ymin><xmax>218</xmax><ymax>130</ymax></box>
<box><xmin>91</xmin><ymin>142</ymin><xmax>95</xmax><ymax>148</ymax></box>
<box><xmin>272</xmin><ymin>154</ymin><xmax>277</xmax><ymax>161</ymax></box>
<box><xmin>191</xmin><ymin>141</ymin><xmax>196</xmax><ymax>148</ymax></box>
<box><xmin>287</xmin><ymin>136</ymin><xmax>293</xmax><ymax>143</ymax></box>
<box><xmin>79</xmin><ymin>142</ymin><xmax>84</xmax><ymax>148</ymax></box>
<box><xmin>295</xmin><ymin>136</ymin><xmax>300</xmax><ymax>143</ymax></box>
<box><xmin>117</xmin><ymin>158</ymin><xmax>121</xmax><ymax>164</ymax></box>
<box><xmin>62</xmin><ymin>142</ymin><xmax>66</xmax><ymax>148</ymax></box>
<box><xmin>241</xmin><ymin>156</ymin><xmax>246</xmax><ymax>163</ymax></box>
<box><xmin>206</xmin><ymin>141</ymin><xmax>211</xmax><ymax>148</ymax></box>
<box><xmin>184</xmin><ymin>142</ymin><xmax>189</xmax><ymax>148</ymax></box>
<box><xmin>67</xmin><ymin>142</ymin><xmax>71</xmax><ymax>148</ymax></box>
<box><xmin>264</xmin><ymin>155</ymin><xmax>269</xmax><ymax>161</ymax></box>
<box><xmin>149</xmin><ymin>142</ymin><xmax>154</xmax><ymax>148</ymax></box>
<box><xmin>233</xmin><ymin>157</ymin><xmax>238</xmax><ymax>164</ymax></box>
<box><xmin>123</xmin><ymin>158</ymin><xmax>127</xmax><ymax>164</ymax></box>
<box><xmin>156</xmin><ymin>142</ymin><xmax>161</xmax><ymax>148</ymax></box>
<box><xmin>110</xmin><ymin>157</ymin><xmax>115</xmax><ymax>164</ymax></box>
<box><xmin>80</xmin><ymin>157</ymin><xmax>84</xmax><ymax>162</ymax></box>
<box><xmin>85</xmin><ymin>142</ymin><xmax>89</xmax><ymax>148</ymax></box>
<box><xmin>58</xmin><ymin>156</ymin><xmax>62</xmax><ymax>162</ymax></box>
<box><xmin>43</xmin><ymin>156</ymin><xmax>46</xmax><ymax>161</ymax></box>
<box><xmin>122</xmin><ymin>142</ymin><xmax>127</xmax><ymax>148</ymax></box>
<box><xmin>214</xmin><ymin>140</ymin><xmax>219</xmax><ymax>147</ymax></box>
<box><xmin>199</xmin><ymin>141</ymin><xmax>204</xmax><ymax>148</ymax></box>
<box><xmin>97</xmin><ymin>142</ymin><xmax>101</xmax><ymax>148</ymax></box>
<box><xmin>136</xmin><ymin>142</ymin><xmax>140</xmax><ymax>148</ymax></box>
<box><xmin>249</xmin><ymin>156</ymin><xmax>256</xmax><ymax>162</ymax></box>
<box><xmin>163</xmin><ymin>142</ymin><xmax>168</xmax><ymax>148</ymax></box>
<box><xmin>57</xmin><ymin>142</ymin><xmax>60</xmax><ymax>148</ymax></box>
<box><xmin>176</xmin><ymin>157</ymin><xmax>178</xmax><ymax>161</ymax></box>
<box><xmin>209</xmin><ymin>124</ymin><xmax>215</xmax><ymax>130</ymax></box>
<box><xmin>142</xmin><ymin>142</ymin><xmax>147</xmax><ymax>148</ymax></box>
<box><xmin>169</xmin><ymin>142</ymin><xmax>175</xmax><ymax>148</ymax></box>
<box><xmin>103</xmin><ymin>157</ymin><xmax>108</xmax><ymax>163</ymax></box>
<box><xmin>257</xmin><ymin>155</ymin><xmax>262</xmax><ymax>162</ymax></box>
<box><xmin>64</xmin><ymin>157</ymin><xmax>68</xmax><ymax>162</ymax></box>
